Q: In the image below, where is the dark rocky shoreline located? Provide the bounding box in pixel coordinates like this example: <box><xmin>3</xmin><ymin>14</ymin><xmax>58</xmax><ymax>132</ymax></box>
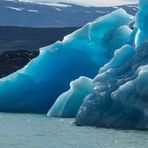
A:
<box><xmin>0</xmin><ymin>26</ymin><xmax>78</xmax><ymax>78</ymax></box>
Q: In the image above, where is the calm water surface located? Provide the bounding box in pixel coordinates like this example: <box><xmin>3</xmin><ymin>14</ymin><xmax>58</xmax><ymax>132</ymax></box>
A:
<box><xmin>0</xmin><ymin>113</ymin><xmax>147</xmax><ymax>148</ymax></box>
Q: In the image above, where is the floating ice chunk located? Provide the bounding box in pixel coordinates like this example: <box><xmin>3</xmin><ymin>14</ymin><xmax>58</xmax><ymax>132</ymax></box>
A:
<box><xmin>47</xmin><ymin>77</ymin><xmax>94</xmax><ymax>117</ymax></box>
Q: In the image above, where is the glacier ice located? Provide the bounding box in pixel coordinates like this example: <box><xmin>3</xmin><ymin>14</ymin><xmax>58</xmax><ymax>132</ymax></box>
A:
<box><xmin>75</xmin><ymin>0</ymin><xmax>148</xmax><ymax>129</ymax></box>
<box><xmin>75</xmin><ymin>44</ymin><xmax>141</xmax><ymax>128</ymax></box>
<box><xmin>49</xmin><ymin>0</ymin><xmax>148</xmax><ymax>129</ymax></box>
<box><xmin>0</xmin><ymin>0</ymin><xmax>148</xmax><ymax>130</ymax></box>
<box><xmin>48</xmin><ymin>45</ymin><xmax>136</xmax><ymax>118</ymax></box>
<box><xmin>135</xmin><ymin>0</ymin><xmax>148</xmax><ymax>47</ymax></box>
<box><xmin>46</xmin><ymin>12</ymin><xmax>134</xmax><ymax>117</ymax></box>
<box><xmin>99</xmin><ymin>45</ymin><xmax>135</xmax><ymax>73</ymax></box>
<box><xmin>47</xmin><ymin>76</ymin><xmax>94</xmax><ymax>117</ymax></box>
<box><xmin>0</xmin><ymin>9</ymin><xmax>133</xmax><ymax>113</ymax></box>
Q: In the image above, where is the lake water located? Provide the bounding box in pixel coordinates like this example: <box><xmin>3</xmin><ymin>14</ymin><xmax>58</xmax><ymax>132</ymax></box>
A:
<box><xmin>0</xmin><ymin>113</ymin><xmax>147</xmax><ymax>148</ymax></box>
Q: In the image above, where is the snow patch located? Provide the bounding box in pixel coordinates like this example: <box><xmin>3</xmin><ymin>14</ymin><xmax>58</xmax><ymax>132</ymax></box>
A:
<box><xmin>28</xmin><ymin>9</ymin><xmax>38</xmax><ymax>13</ymax></box>
<box><xmin>6</xmin><ymin>6</ymin><xmax>24</xmax><ymax>11</ymax></box>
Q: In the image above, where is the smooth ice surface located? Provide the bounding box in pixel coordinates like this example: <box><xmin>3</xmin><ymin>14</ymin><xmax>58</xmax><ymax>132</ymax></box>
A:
<box><xmin>0</xmin><ymin>9</ymin><xmax>133</xmax><ymax>113</ymax></box>
<box><xmin>48</xmin><ymin>77</ymin><xmax>94</xmax><ymax>117</ymax></box>
<box><xmin>135</xmin><ymin>0</ymin><xmax>148</xmax><ymax>47</ymax></box>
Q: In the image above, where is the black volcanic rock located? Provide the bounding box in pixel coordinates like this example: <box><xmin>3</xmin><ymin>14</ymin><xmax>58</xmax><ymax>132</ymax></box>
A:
<box><xmin>0</xmin><ymin>26</ymin><xmax>79</xmax><ymax>78</ymax></box>
<box><xmin>0</xmin><ymin>50</ymin><xmax>39</xmax><ymax>78</ymax></box>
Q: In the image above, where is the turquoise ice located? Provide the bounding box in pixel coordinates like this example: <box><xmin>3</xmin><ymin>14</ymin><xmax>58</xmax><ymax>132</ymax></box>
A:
<box><xmin>1</xmin><ymin>0</ymin><xmax>148</xmax><ymax>130</ymax></box>
<box><xmin>49</xmin><ymin>45</ymin><xmax>136</xmax><ymax>118</ymax></box>
<box><xmin>135</xmin><ymin>0</ymin><xmax>148</xmax><ymax>47</ymax></box>
<box><xmin>75</xmin><ymin>0</ymin><xmax>148</xmax><ymax>129</ymax></box>
<box><xmin>48</xmin><ymin>0</ymin><xmax>148</xmax><ymax>130</ymax></box>
<box><xmin>0</xmin><ymin>9</ymin><xmax>133</xmax><ymax>113</ymax></box>
<box><xmin>47</xmin><ymin>76</ymin><xmax>94</xmax><ymax>117</ymax></box>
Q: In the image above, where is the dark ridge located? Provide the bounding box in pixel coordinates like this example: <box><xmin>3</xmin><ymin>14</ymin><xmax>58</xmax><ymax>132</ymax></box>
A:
<box><xmin>0</xmin><ymin>26</ymin><xmax>79</xmax><ymax>78</ymax></box>
<box><xmin>0</xmin><ymin>26</ymin><xmax>79</xmax><ymax>52</ymax></box>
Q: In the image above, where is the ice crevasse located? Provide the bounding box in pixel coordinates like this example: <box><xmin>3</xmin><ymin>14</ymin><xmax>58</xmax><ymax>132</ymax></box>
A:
<box><xmin>49</xmin><ymin>0</ymin><xmax>148</xmax><ymax>130</ymax></box>
<box><xmin>0</xmin><ymin>8</ymin><xmax>133</xmax><ymax>113</ymax></box>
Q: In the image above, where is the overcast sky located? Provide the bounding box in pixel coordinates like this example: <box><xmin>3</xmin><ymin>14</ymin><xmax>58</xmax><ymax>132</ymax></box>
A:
<box><xmin>19</xmin><ymin>0</ymin><xmax>138</xmax><ymax>7</ymax></box>
<box><xmin>53</xmin><ymin>0</ymin><xmax>138</xmax><ymax>6</ymax></box>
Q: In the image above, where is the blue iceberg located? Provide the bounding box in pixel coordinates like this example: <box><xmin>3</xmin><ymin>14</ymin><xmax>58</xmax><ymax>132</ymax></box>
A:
<box><xmin>47</xmin><ymin>76</ymin><xmax>94</xmax><ymax>117</ymax></box>
<box><xmin>135</xmin><ymin>0</ymin><xmax>148</xmax><ymax>47</ymax></box>
<box><xmin>0</xmin><ymin>9</ymin><xmax>133</xmax><ymax>113</ymax></box>
<box><xmin>0</xmin><ymin>0</ymin><xmax>148</xmax><ymax>130</ymax></box>
<box><xmin>47</xmin><ymin>0</ymin><xmax>148</xmax><ymax>130</ymax></box>
<box><xmin>75</xmin><ymin>0</ymin><xmax>148</xmax><ymax>129</ymax></box>
<box><xmin>49</xmin><ymin>45</ymin><xmax>135</xmax><ymax>118</ymax></box>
